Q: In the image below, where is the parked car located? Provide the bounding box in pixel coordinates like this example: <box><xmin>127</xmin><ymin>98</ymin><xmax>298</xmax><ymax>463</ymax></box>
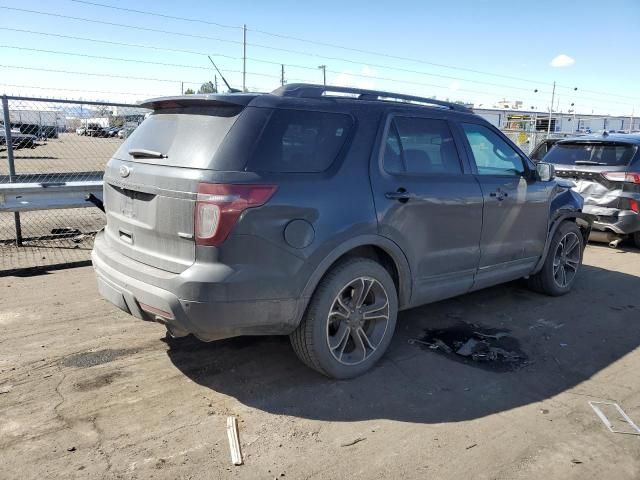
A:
<box><xmin>0</xmin><ymin>130</ymin><xmax>38</xmax><ymax>149</ymax></box>
<box><xmin>92</xmin><ymin>84</ymin><xmax>592</xmax><ymax>378</ymax></box>
<box><xmin>117</xmin><ymin>125</ymin><xmax>137</xmax><ymax>139</ymax></box>
<box><xmin>107</xmin><ymin>127</ymin><xmax>121</xmax><ymax>137</ymax></box>
<box><xmin>76</xmin><ymin>127</ymin><xmax>87</xmax><ymax>135</ymax></box>
<box><xmin>542</xmin><ymin>133</ymin><xmax>640</xmax><ymax>248</ymax></box>
<box><xmin>85</xmin><ymin>123</ymin><xmax>104</xmax><ymax>137</ymax></box>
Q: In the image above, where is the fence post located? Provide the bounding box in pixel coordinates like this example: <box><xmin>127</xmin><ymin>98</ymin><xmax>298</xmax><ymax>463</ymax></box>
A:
<box><xmin>2</xmin><ymin>95</ymin><xmax>23</xmax><ymax>246</ymax></box>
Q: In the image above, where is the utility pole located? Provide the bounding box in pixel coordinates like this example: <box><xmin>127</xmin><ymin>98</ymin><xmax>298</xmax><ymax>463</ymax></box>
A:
<box><xmin>281</xmin><ymin>64</ymin><xmax>285</xmax><ymax>87</ymax></box>
<box><xmin>318</xmin><ymin>65</ymin><xmax>326</xmax><ymax>86</ymax></box>
<box><xmin>181</xmin><ymin>81</ymin><xmax>184</xmax><ymax>95</ymax></box>
<box><xmin>630</xmin><ymin>108</ymin><xmax>634</xmax><ymax>133</ymax></box>
<box><xmin>547</xmin><ymin>81</ymin><xmax>556</xmax><ymax>137</ymax></box>
<box><xmin>242</xmin><ymin>24</ymin><xmax>247</xmax><ymax>92</ymax></box>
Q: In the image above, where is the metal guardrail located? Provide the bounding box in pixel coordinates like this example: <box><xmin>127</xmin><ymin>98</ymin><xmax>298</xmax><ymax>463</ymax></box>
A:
<box><xmin>0</xmin><ymin>176</ymin><xmax>103</xmax><ymax>212</ymax></box>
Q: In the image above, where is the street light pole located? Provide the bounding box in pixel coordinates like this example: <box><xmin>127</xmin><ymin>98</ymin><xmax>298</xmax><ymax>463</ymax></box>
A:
<box><xmin>242</xmin><ymin>24</ymin><xmax>247</xmax><ymax>92</ymax></box>
<box><xmin>318</xmin><ymin>65</ymin><xmax>326</xmax><ymax>86</ymax></box>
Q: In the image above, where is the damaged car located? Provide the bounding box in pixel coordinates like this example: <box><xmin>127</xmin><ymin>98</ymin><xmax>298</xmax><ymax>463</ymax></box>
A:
<box><xmin>92</xmin><ymin>84</ymin><xmax>592</xmax><ymax>378</ymax></box>
<box><xmin>543</xmin><ymin>133</ymin><xmax>640</xmax><ymax>248</ymax></box>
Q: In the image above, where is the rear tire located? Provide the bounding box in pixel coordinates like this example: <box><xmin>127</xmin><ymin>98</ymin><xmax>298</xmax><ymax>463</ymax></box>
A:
<box><xmin>528</xmin><ymin>221</ymin><xmax>584</xmax><ymax>296</ymax></box>
<box><xmin>290</xmin><ymin>257</ymin><xmax>398</xmax><ymax>379</ymax></box>
<box><xmin>633</xmin><ymin>232</ymin><xmax>640</xmax><ymax>249</ymax></box>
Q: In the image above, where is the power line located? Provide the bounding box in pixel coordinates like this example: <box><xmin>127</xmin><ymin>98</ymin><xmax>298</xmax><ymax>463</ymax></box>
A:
<box><xmin>71</xmin><ymin>0</ymin><xmax>243</xmax><ymax>31</ymax></box>
<box><xmin>0</xmin><ymin>13</ymin><xmax>635</xmax><ymax>110</ymax></box>
<box><xmin>67</xmin><ymin>1</ymin><xmax>640</xmax><ymax>104</ymax></box>
<box><xmin>0</xmin><ymin>47</ymin><xmax>532</xmax><ymax>103</ymax></box>
<box><xmin>0</xmin><ymin>64</ymin><xmax>198</xmax><ymax>84</ymax></box>
<box><xmin>0</xmin><ymin>26</ymin><xmax>549</xmax><ymax>96</ymax></box>
<box><xmin>0</xmin><ymin>45</ymin><xmax>282</xmax><ymax>80</ymax></box>
<box><xmin>0</xmin><ymin>6</ymin><xmax>556</xmax><ymax>90</ymax></box>
<box><xmin>0</xmin><ymin>40</ymin><xmax>623</xmax><ymax>106</ymax></box>
<box><xmin>64</xmin><ymin>0</ymin><xmax>557</xmax><ymax>88</ymax></box>
<box><xmin>0</xmin><ymin>6</ymin><xmax>245</xmax><ymax>48</ymax></box>
<box><xmin>0</xmin><ymin>82</ymin><xmax>163</xmax><ymax>97</ymax></box>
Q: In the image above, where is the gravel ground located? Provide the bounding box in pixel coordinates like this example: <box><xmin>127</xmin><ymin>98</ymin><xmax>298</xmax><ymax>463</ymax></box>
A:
<box><xmin>0</xmin><ymin>244</ymin><xmax>639</xmax><ymax>479</ymax></box>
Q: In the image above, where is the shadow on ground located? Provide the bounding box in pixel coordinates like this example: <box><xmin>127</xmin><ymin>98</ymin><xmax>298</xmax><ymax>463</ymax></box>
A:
<box><xmin>166</xmin><ymin>264</ymin><xmax>640</xmax><ymax>423</ymax></box>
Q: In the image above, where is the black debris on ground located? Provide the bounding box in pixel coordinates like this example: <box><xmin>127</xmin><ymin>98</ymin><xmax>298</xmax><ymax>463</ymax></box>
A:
<box><xmin>411</xmin><ymin>322</ymin><xmax>528</xmax><ymax>371</ymax></box>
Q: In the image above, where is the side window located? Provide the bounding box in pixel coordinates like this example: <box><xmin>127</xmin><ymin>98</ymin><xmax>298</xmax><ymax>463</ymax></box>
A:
<box><xmin>383</xmin><ymin>117</ymin><xmax>462</xmax><ymax>175</ymax></box>
<box><xmin>248</xmin><ymin>109</ymin><xmax>352</xmax><ymax>173</ymax></box>
<box><xmin>461</xmin><ymin>123</ymin><xmax>525</xmax><ymax>176</ymax></box>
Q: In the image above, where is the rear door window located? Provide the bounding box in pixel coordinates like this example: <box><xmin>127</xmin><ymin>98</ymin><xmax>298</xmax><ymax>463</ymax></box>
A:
<box><xmin>545</xmin><ymin>142</ymin><xmax>637</xmax><ymax>166</ymax></box>
<box><xmin>382</xmin><ymin>116</ymin><xmax>462</xmax><ymax>174</ymax></box>
<box><xmin>248</xmin><ymin>109</ymin><xmax>353</xmax><ymax>173</ymax></box>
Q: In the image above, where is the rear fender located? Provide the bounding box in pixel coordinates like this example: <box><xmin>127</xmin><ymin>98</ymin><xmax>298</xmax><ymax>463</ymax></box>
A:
<box><xmin>292</xmin><ymin>235</ymin><xmax>412</xmax><ymax>328</ymax></box>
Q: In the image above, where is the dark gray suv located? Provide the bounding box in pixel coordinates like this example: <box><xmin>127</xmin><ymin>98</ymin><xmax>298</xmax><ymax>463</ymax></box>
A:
<box><xmin>92</xmin><ymin>84</ymin><xmax>591</xmax><ymax>378</ymax></box>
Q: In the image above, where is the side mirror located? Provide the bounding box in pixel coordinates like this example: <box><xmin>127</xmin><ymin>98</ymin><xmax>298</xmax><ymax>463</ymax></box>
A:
<box><xmin>536</xmin><ymin>162</ymin><xmax>555</xmax><ymax>182</ymax></box>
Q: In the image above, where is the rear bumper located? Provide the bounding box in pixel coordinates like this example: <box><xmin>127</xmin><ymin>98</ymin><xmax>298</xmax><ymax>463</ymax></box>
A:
<box><xmin>92</xmin><ymin>232</ymin><xmax>300</xmax><ymax>341</ymax></box>
<box><xmin>584</xmin><ymin>207</ymin><xmax>640</xmax><ymax>235</ymax></box>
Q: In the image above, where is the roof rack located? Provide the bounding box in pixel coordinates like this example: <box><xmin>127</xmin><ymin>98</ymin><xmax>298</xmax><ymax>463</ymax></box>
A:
<box><xmin>271</xmin><ymin>83</ymin><xmax>472</xmax><ymax>113</ymax></box>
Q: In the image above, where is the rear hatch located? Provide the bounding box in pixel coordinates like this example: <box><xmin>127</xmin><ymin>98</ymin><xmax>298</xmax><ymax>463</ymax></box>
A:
<box><xmin>102</xmin><ymin>97</ymin><xmax>252</xmax><ymax>273</ymax></box>
<box><xmin>544</xmin><ymin>140</ymin><xmax>639</xmax><ymax>215</ymax></box>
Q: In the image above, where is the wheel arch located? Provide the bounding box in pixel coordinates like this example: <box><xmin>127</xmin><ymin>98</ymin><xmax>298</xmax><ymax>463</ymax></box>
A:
<box><xmin>294</xmin><ymin>235</ymin><xmax>412</xmax><ymax>328</ymax></box>
<box><xmin>531</xmin><ymin>211</ymin><xmax>593</xmax><ymax>275</ymax></box>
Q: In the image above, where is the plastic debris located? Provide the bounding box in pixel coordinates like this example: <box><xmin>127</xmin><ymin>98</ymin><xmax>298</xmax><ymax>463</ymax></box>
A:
<box><xmin>589</xmin><ymin>401</ymin><xmax>640</xmax><ymax>436</ymax></box>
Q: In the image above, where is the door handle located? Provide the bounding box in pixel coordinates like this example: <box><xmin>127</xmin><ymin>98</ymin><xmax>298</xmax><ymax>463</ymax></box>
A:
<box><xmin>489</xmin><ymin>189</ymin><xmax>508</xmax><ymax>201</ymax></box>
<box><xmin>385</xmin><ymin>189</ymin><xmax>413</xmax><ymax>202</ymax></box>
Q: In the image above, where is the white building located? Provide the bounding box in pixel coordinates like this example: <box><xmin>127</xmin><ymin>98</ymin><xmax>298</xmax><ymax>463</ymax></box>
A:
<box><xmin>474</xmin><ymin>107</ymin><xmax>638</xmax><ymax>134</ymax></box>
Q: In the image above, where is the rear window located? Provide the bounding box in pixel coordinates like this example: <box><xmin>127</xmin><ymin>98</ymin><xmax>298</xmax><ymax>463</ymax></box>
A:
<box><xmin>247</xmin><ymin>109</ymin><xmax>353</xmax><ymax>173</ymax></box>
<box><xmin>545</xmin><ymin>142</ymin><xmax>637</xmax><ymax>167</ymax></box>
<box><xmin>115</xmin><ymin>106</ymin><xmax>242</xmax><ymax>169</ymax></box>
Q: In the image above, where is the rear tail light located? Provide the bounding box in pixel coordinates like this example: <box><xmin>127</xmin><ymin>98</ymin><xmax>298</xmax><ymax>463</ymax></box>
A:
<box><xmin>602</xmin><ymin>172</ymin><xmax>640</xmax><ymax>184</ymax></box>
<box><xmin>629</xmin><ymin>199</ymin><xmax>639</xmax><ymax>213</ymax></box>
<box><xmin>194</xmin><ymin>183</ymin><xmax>277</xmax><ymax>246</ymax></box>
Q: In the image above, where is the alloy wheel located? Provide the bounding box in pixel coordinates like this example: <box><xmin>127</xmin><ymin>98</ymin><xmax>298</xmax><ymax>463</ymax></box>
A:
<box><xmin>553</xmin><ymin>231</ymin><xmax>581</xmax><ymax>288</ymax></box>
<box><xmin>326</xmin><ymin>277</ymin><xmax>390</xmax><ymax>366</ymax></box>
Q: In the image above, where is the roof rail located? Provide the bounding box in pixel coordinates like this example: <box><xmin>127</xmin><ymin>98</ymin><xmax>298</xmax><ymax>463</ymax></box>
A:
<box><xmin>271</xmin><ymin>83</ymin><xmax>472</xmax><ymax>113</ymax></box>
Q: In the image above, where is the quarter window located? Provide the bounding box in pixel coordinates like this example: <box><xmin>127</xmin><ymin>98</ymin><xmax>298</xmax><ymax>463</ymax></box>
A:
<box><xmin>248</xmin><ymin>109</ymin><xmax>352</xmax><ymax>173</ymax></box>
<box><xmin>383</xmin><ymin>117</ymin><xmax>462</xmax><ymax>175</ymax></box>
<box><xmin>461</xmin><ymin>123</ymin><xmax>525</xmax><ymax>176</ymax></box>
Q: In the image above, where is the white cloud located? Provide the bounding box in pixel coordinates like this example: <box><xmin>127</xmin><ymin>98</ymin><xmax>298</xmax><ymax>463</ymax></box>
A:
<box><xmin>550</xmin><ymin>54</ymin><xmax>576</xmax><ymax>68</ymax></box>
<box><xmin>334</xmin><ymin>65</ymin><xmax>376</xmax><ymax>90</ymax></box>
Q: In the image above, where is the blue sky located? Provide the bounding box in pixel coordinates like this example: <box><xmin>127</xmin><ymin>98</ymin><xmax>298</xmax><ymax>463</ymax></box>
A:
<box><xmin>0</xmin><ymin>0</ymin><xmax>638</xmax><ymax>115</ymax></box>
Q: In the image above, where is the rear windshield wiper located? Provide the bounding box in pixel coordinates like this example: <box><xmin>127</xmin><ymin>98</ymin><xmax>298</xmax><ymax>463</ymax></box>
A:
<box><xmin>574</xmin><ymin>160</ymin><xmax>607</xmax><ymax>165</ymax></box>
<box><xmin>128</xmin><ymin>148</ymin><xmax>168</xmax><ymax>159</ymax></box>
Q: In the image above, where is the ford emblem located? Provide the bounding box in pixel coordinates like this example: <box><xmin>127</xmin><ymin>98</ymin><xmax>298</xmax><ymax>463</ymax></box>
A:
<box><xmin>119</xmin><ymin>165</ymin><xmax>131</xmax><ymax>178</ymax></box>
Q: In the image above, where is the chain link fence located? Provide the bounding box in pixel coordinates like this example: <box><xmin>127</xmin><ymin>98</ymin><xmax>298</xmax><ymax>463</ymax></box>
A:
<box><xmin>1</xmin><ymin>95</ymin><xmax>149</xmax><ymax>272</ymax></box>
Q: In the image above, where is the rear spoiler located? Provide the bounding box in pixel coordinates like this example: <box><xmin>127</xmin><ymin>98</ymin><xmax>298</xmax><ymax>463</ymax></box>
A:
<box><xmin>139</xmin><ymin>94</ymin><xmax>259</xmax><ymax>111</ymax></box>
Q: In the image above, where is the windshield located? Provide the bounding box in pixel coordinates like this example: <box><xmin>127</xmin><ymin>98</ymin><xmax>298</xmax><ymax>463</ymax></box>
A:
<box><xmin>545</xmin><ymin>142</ymin><xmax>637</xmax><ymax>167</ymax></box>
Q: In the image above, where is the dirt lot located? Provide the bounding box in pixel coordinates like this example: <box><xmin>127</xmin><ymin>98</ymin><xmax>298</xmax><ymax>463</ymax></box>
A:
<box><xmin>1</xmin><ymin>244</ymin><xmax>639</xmax><ymax>479</ymax></box>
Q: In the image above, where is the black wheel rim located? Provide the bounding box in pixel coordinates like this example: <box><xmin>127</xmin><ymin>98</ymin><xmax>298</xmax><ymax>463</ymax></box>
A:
<box><xmin>553</xmin><ymin>231</ymin><xmax>581</xmax><ymax>288</ymax></box>
<box><xmin>326</xmin><ymin>277</ymin><xmax>390</xmax><ymax>366</ymax></box>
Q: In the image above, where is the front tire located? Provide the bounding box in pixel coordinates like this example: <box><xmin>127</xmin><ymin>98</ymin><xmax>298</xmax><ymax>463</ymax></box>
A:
<box><xmin>290</xmin><ymin>257</ymin><xmax>398</xmax><ymax>379</ymax></box>
<box><xmin>528</xmin><ymin>221</ymin><xmax>584</xmax><ymax>296</ymax></box>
